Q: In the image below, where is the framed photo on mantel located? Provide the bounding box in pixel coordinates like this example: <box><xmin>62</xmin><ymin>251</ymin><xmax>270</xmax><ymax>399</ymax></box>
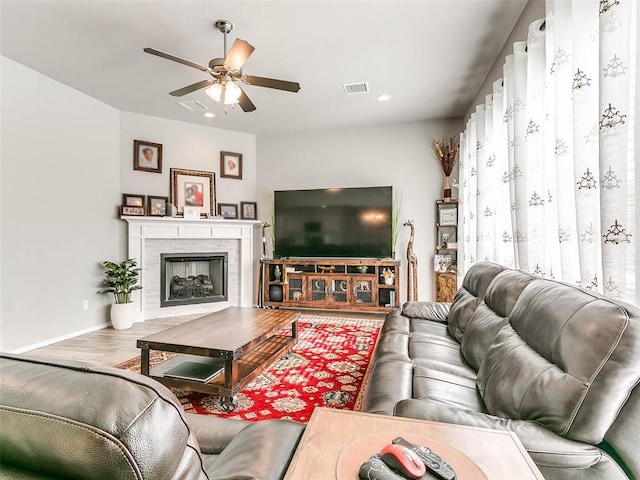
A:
<box><xmin>170</xmin><ymin>168</ymin><xmax>216</xmax><ymax>216</ymax></box>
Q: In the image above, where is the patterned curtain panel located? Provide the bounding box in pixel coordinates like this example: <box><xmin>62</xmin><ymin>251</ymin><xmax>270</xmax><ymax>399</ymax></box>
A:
<box><xmin>459</xmin><ymin>0</ymin><xmax>637</xmax><ymax>304</ymax></box>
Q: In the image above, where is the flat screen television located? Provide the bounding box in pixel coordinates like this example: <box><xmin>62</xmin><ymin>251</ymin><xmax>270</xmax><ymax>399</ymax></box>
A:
<box><xmin>274</xmin><ymin>186</ymin><xmax>393</xmax><ymax>258</ymax></box>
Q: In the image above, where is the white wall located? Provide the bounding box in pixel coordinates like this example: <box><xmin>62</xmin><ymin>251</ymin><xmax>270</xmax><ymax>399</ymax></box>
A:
<box><xmin>1</xmin><ymin>56</ymin><xmax>121</xmax><ymax>352</ymax></box>
<box><xmin>464</xmin><ymin>0</ymin><xmax>545</xmax><ymax>120</ymax></box>
<box><xmin>257</xmin><ymin>119</ymin><xmax>462</xmax><ymax>302</ymax></box>
<box><xmin>119</xmin><ymin>111</ymin><xmax>257</xmax><ymax>218</ymax></box>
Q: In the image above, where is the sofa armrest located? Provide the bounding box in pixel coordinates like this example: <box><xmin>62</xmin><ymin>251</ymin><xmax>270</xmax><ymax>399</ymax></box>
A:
<box><xmin>185</xmin><ymin>413</ymin><xmax>250</xmax><ymax>454</ymax></box>
<box><xmin>394</xmin><ymin>399</ymin><xmax>609</xmax><ymax>471</ymax></box>
<box><xmin>206</xmin><ymin>419</ymin><xmax>304</xmax><ymax>480</ymax></box>
<box><xmin>402</xmin><ymin>301</ymin><xmax>451</xmax><ymax>323</ymax></box>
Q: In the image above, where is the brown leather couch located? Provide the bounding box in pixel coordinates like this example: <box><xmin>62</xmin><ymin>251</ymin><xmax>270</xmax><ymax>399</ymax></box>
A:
<box><xmin>362</xmin><ymin>262</ymin><xmax>640</xmax><ymax>480</ymax></box>
<box><xmin>0</xmin><ymin>354</ymin><xmax>304</xmax><ymax>479</ymax></box>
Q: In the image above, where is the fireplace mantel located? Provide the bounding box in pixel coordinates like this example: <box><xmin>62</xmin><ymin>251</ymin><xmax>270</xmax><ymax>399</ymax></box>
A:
<box><xmin>123</xmin><ymin>216</ymin><xmax>260</xmax><ymax>321</ymax></box>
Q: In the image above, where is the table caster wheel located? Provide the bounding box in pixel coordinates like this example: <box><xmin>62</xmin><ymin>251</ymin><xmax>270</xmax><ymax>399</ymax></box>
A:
<box><xmin>220</xmin><ymin>395</ymin><xmax>238</xmax><ymax>412</ymax></box>
<box><xmin>285</xmin><ymin>350</ymin><xmax>293</xmax><ymax>359</ymax></box>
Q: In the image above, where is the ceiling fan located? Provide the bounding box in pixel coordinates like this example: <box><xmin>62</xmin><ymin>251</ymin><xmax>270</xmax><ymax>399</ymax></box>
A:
<box><xmin>144</xmin><ymin>20</ymin><xmax>301</xmax><ymax>112</ymax></box>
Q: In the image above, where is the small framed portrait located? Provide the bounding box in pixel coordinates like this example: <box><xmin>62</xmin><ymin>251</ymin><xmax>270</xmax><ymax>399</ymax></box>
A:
<box><xmin>220</xmin><ymin>151</ymin><xmax>243</xmax><ymax>180</ymax></box>
<box><xmin>121</xmin><ymin>205</ymin><xmax>145</xmax><ymax>216</ymax></box>
<box><xmin>133</xmin><ymin>140</ymin><xmax>162</xmax><ymax>174</ymax></box>
<box><xmin>241</xmin><ymin>202</ymin><xmax>257</xmax><ymax>220</ymax></box>
<box><xmin>147</xmin><ymin>196</ymin><xmax>168</xmax><ymax>216</ymax></box>
<box><xmin>122</xmin><ymin>193</ymin><xmax>146</xmax><ymax>208</ymax></box>
<box><xmin>170</xmin><ymin>169</ymin><xmax>216</xmax><ymax>216</ymax></box>
<box><xmin>218</xmin><ymin>203</ymin><xmax>238</xmax><ymax>219</ymax></box>
<box><xmin>183</xmin><ymin>206</ymin><xmax>201</xmax><ymax>220</ymax></box>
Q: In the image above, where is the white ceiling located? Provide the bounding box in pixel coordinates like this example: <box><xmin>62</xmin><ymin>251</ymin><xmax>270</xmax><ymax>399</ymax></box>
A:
<box><xmin>0</xmin><ymin>0</ymin><xmax>527</xmax><ymax>134</ymax></box>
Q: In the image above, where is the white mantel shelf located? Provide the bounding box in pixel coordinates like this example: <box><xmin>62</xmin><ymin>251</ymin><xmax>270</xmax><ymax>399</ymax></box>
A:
<box><xmin>123</xmin><ymin>216</ymin><xmax>260</xmax><ymax>321</ymax></box>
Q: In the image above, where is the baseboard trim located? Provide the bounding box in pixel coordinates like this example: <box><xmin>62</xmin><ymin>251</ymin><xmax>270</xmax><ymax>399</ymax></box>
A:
<box><xmin>9</xmin><ymin>322</ymin><xmax>111</xmax><ymax>354</ymax></box>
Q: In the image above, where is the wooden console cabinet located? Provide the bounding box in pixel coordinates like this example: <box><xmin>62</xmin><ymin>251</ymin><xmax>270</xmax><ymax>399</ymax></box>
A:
<box><xmin>262</xmin><ymin>258</ymin><xmax>400</xmax><ymax>312</ymax></box>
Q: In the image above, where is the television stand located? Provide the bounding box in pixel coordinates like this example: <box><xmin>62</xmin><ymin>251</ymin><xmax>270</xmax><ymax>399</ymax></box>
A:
<box><xmin>262</xmin><ymin>258</ymin><xmax>400</xmax><ymax>312</ymax></box>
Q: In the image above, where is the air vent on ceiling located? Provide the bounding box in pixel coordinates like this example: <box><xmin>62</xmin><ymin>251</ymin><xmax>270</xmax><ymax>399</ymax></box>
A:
<box><xmin>343</xmin><ymin>82</ymin><xmax>370</xmax><ymax>95</ymax></box>
<box><xmin>178</xmin><ymin>100</ymin><xmax>209</xmax><ymax>112</ymax></box>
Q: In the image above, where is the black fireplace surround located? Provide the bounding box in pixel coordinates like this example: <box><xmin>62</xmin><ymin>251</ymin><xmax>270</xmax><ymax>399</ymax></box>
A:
<box><xmin>160</xmin><ymin>252</ymin><xmax>228</xmax><ymax>307</ymax></box>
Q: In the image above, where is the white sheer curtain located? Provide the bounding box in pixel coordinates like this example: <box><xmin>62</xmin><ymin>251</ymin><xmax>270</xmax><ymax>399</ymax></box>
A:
<box><xmin>459</xmin><ymin>0</ymin><xmax>637</xmax><ymax>304</ymax></box>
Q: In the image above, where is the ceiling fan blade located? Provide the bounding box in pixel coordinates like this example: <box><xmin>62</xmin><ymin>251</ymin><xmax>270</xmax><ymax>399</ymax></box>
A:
<box><xmin>169</xmin><ymin>79</ymin><xmax>214</xmax><ymax>97</ymax></box>
<box><xmin>144</xmin><ymin>47</ymin><xmax>209</xmax><ymax>72</ymax></box>
<box><xmin>237</xmin><ymin>86</ymin><xmax>256</xmax><ymax>112</ymax></box>
<box><xmin>224</xmin><ymin>39</ymin><xmax>255</xmax><ymax>71</ymax></box>
<box><xmin>244</xmin><ymin>75</ymin><xmax>300</xmax><ymax>93</ymax></box>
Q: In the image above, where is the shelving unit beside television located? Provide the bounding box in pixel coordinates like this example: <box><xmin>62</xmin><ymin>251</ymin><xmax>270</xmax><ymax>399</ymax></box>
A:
<box><xmin>262</xmin><ymin>258</ymin><xmax>400</xmax><ymax>313</ymax></box>
<box><xmin>435</xmin><ymin>200</ymin><xmax>459</xmax><ymax>302</ymax></box>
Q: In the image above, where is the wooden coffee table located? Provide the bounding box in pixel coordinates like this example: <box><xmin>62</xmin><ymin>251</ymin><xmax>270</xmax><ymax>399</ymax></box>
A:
<box><xmin>284</xmin><ymin>408</ymin><xmax>545</xmax><ymax>480</ymax></box>
<box><xmin>136</xmin><ymin>307</ymin><xmax>298</xmax><ymax>411</ymax></box>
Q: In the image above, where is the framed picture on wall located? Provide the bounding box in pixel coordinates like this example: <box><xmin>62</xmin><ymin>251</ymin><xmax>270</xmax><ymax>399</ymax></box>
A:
<box><xmin>133</xmin><ymin>140</ymin><xmax>162</xmax><ymax>174</ymax></box>
<box><xmin>170</xmin><ymin>168</ymin><xmax>216</xmax><ymax>216</ymax></box>
<box><xmin>220</xmin><ymin>151</ymin><xmax>243</xmax><ymax>180</ymax></box>
<box><xmin>122</xmin><ymin>193</ymin><xmax>146</xmax><ymax>208</ymax></box>
<box><xmin>147</xmin><ymin>196</ymin><xmax>168</xmax><ymax>217</ymax></box>
<box><xmin>218</xmin><ymin>203</ymin><xmax>238</xmax><ymax>219</ymax></box>
<box><xmin>240</xmin><ymin>202</ymin><xmax>257</xmax><ymax>220</ymax></box>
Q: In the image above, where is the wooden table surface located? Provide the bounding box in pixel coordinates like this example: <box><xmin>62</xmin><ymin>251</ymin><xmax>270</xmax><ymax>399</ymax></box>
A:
<box><xmin>137</xmin><ymin>307</ymin><xmax>297</xmax><ymax>353</ymax></box>
<box><xmin>284</xmin><ymin>408</ymin><xmax>545</xmax><ymax>480</ymax></box>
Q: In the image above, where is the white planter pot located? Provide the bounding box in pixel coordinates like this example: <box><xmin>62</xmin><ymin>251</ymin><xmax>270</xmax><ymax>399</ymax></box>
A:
<box><xmin>110</xmin><ymin>302</ymin><xmax>135</xmax><ymax>330</ymax></box>
<box><xmin>384</xmin><ymin>277</ymin><xmax>395</xmax><ymax>285</ymax></box>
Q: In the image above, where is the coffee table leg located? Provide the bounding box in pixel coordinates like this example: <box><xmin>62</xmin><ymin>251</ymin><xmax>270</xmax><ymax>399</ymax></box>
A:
<box><xmin>220</xmin><ymin>394</ymin><xmax>238</xmax><ymax>412</ymax></box>
<box><xmin>292</xmin><ymin>320</ymin><xmax>298</xmax><ymax>340</ymax></box>
<box><xmin>141</xmin><ymin>346</ymin><xmax>150</xmax><ymax>376</ymax></box>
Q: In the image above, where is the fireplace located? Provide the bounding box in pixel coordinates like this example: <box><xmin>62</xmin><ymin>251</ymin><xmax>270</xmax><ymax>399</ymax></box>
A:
<box><xmin>161</xmin><ymin>253</ymin><xmax>228</xmax><ymax>308</ymax></box>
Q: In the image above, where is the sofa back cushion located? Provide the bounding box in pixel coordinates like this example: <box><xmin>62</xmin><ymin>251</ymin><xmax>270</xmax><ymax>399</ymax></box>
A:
<box><xmin>0</xmin><ymin>354</ymin><xmax>207</xmax><ymax>480</ymax></box>
<box><xmin>477</xmin><ymin>280</ymin><xmax>640</xmax><ymax>444</ymax></box>
<box><xmin>460</xmin><ymin>270</ymin><xmax>534</xmax><ymax>370</ymax></box>
<box><xmin>447</xmin><ymin>262</ymin><xmax>505</xmax><ymax>341</ymax></box>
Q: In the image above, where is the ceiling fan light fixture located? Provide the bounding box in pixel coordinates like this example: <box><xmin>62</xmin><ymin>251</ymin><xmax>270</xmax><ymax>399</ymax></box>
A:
<box><xmin>205</xmin><ymin>83</ymin><xmax>223</xmax><ymax>102</ymax></box>
<box><xmin>223</xmin><ymin>81</ymin><xmax>242</xmax><ymax>104</ymax></box>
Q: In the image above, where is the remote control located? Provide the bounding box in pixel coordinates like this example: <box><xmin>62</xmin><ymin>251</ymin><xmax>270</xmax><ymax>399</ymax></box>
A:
<box><xmin>392</xmin><ymin>437</ymin><xmax>457</xmax><ymax>480</ymax></box>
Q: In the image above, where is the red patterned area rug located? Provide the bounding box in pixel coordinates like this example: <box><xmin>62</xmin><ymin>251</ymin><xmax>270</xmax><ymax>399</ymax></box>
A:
<box><xmin>115</xmin><ymin>314</ymin><xmax>383</xmax><ymax>423</ymax></box>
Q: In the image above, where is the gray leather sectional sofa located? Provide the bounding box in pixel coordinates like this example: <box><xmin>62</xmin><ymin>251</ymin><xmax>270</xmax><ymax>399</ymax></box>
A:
<box><xmin>0</xmin><ymin>354</ymin><xmax>303</xmax><ymax>479</ymax></box>
<box><xmin>362</xmin><ymin>262</ymin><xmax>640</xmax><ymax>480</ymax></box>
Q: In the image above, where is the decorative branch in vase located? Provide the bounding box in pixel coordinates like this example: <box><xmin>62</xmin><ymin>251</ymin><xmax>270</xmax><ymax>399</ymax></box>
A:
<box><xmin>433</xmin><ymin>137</ymin><xmax>458</xmax><ymax>202</ymax></box>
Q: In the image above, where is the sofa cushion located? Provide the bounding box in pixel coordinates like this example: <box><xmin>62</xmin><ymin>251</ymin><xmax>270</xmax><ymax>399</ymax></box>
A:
<box><xmin>412</xmin><ymin>366</ymin><xmax>485</xmax><ymax>412</ymax></box>
<box><xmin>361</xmin><ymin>360</ymin><xmax>414</xmax><ymax>415</ymax></box>
<box><xmin>0</xmin><ymin>354</ymin><xmax>207</xmax><ymax>480</ymax></box>
<box><xmin>402</xmin><ymin>301</ymin><xmax>450</xmax><ymax>323</ymax></box>
<box><xmin>447</xmin><ymin>263</ymin><xmax>505</xmax><ymax>341</ymax></box>
<box><xmin>477</xmin><ymin>280</ymin><xmax>640</xmax><ymax>445</ymax></box>
<box><xmin>461</xmin><ymin>269</ymin><xmax>534</xmax><ymax>370</ymax></box>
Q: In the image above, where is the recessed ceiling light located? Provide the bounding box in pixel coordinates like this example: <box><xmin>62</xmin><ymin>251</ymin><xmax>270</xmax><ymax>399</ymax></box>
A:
<box><xmin>202</xmin><ymin>112</ymin><xmax>216</xmax><ymax>118</ymax></box>
<box><xmin>377</xmin><ymin>94</ymin><xmax>392</xmax><ymax>102</ymax></box>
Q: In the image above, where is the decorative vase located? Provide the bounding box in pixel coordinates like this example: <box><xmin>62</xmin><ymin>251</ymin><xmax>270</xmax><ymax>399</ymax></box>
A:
<box><xmin>443</xmin><ymin>176</ymin><xmax>452</xmax><ymax>202</ymax></box>
<box><xmin>384</xmin><ymin>277</ymin><xmax>395</xmax><ymax>285</ymax></box>
<box><xmin>110</xmin><ymin>302</ymin><xmax>135</xmax><ymax>330</ymax></box>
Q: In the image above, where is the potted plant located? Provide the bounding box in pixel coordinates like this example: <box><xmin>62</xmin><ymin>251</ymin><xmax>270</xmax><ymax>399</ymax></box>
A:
<box><xmin>433</xmin><ymin>137</ymin><xmax>458</xmax><ymax>202</ymax></box>
<box><xmin>380</xmin><ymin>268</ymin><xmax>395</xmax><ymax>285</ymax></box>
<box><xmin>98</xmin><ymin>259</ymin><xmax>142</xmax><ymax>330</ymax></box>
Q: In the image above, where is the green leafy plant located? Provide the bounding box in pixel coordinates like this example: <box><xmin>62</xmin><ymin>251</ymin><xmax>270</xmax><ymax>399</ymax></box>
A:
<box><xmin>98</xmin><ymin>259</ymin><xmax>142</xmax><ymax>304</ymax></box>
<box><xmin>391</xmin><ymin>190</ymin><xmax>403</xmax><ymax>254</ymax></box>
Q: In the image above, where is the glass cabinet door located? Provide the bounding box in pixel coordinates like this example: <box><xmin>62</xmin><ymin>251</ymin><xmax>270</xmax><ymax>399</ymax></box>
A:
<box><xmin>353</xmin><ymin>277</ymin><xmax>376</xmax><ymax>306</ymax></box>
<box><xmin>309</xmin><ymin>277</ymin><xmax>328</xmax><ymax>302</ymax></box>
<box><xmin>331</xmin><ymin>278</ymin><xmax>350</xmax><ymax>304</ymax></box>
<box><xmin>287</xmin><ymin>276</ymin><xmax>305</xmax><ymax>301</ymax></box>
